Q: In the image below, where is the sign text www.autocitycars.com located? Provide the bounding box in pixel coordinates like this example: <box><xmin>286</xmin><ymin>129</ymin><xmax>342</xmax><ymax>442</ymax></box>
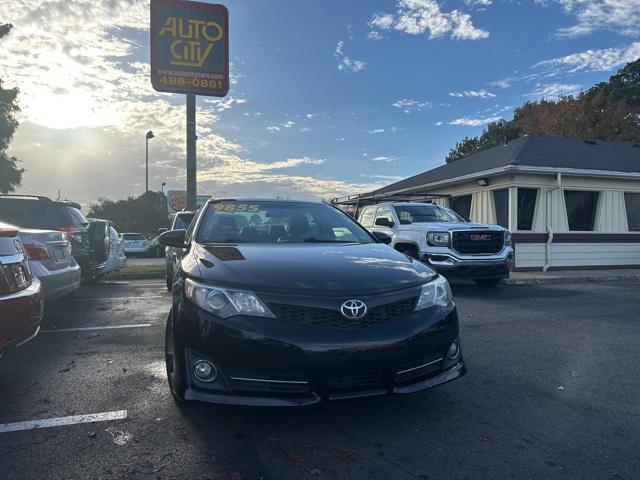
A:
<box><xmin>150</xmin><ymin>0</ymin><xmax>229</xmax><ymax>97</ymax></box>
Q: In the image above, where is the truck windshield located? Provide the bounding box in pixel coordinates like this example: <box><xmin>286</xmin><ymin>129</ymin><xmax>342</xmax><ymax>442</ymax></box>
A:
<box><xmin>393</xmin><ymin>205</ymin><xmax>463</xmax><ymax>224</ymax></box>
<box><xmin>197</xmin><ymin>201</ymin><xmax>374</xmax><ymax>244</ymax></box>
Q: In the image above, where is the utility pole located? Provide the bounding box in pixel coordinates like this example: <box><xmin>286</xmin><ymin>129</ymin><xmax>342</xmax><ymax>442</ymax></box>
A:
<box><xmin>145</xmin><ymin>130</ymin><xmax>155</xmax><ymax>193</ymax></box>
<box><xmin>186</xmin><ymin>94</ymin><xmax>197</xmax><ymax>210</ymax></box>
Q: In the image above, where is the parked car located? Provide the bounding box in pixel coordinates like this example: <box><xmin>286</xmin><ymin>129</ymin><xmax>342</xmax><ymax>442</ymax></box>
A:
<box><xmin>357</xmin><ymin>202</ymin><xmax>513</xmax><ymax>287</ymax></box>
<box><xmin>164</xmin><ymin>211</ymin><xmax>196</xmax><ymax>291</ymax></box>
<box><xmin>120</xmin><ymin>233</ymin><xmax>150</xmax><ymax>256</ymax></box>
<box><xmin>148</xmin><ymin>229</ymin><xmax>167</xmax><ymax>258</ymax></box>
<box><xmin>159</xmin><ymin>199</ymin><xmax>464</xmax><ymax>406</ymax></box>
<box><xmin>0</xmin><ymin>195</ymin><xmax>110</xmax><ymax>281</ymax></box>
<box><xmin>18</xmin><ymin>228</ymin><xmax>81</xmax><ymax>301</ymax></box>
<box><xmin>102</xmin><ymin>226</ymin><xmax>127</xmax><ymax>276</ymax></box>
<box><xmin>0</xmin><ymin>223</ymin><xmax>43</xmax><ymax>359</ymax></box>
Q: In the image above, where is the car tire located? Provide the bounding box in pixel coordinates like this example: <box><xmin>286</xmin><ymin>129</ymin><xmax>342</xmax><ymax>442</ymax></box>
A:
<box><xmin>165</xmin><ymin>311</ymin><xmax>186</xmax><ymax>403</ymax></box>
<box><xmin>473</xmin><ymin>278</ymin><xmax>502</xmax><ymax>287</ymax></box>
<box><xmin>88</xmin><ymin>220</ymin><xmax>110</xmax><ymax>263</ymax></box>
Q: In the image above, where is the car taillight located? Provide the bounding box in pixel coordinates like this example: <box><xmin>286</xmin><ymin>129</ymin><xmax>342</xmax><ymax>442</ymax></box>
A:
<box><xmin>23</xmin><ymin>243</ymin><xmax>51</xmax><ymax>260</ymax></box>
<box><xmin>0</xmin><ymin>228</ymin><xmax>19</xmax><ymax>237</ymax></box>
<box><xmin>0</xmin><ymin>260</ymin><xmax>32</xmax><ymax>295</ymax></box>
<box><xmin>56</xmin><ymin>225</ymin><xmax>83</xmax><ymax>242</ymax></box>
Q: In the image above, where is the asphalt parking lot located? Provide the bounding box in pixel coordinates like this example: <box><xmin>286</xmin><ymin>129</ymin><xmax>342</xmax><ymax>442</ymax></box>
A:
<box><xmin>1</xmin><ymin>279</ymin><xmax>639</xmax><ymax>480</ymax></box>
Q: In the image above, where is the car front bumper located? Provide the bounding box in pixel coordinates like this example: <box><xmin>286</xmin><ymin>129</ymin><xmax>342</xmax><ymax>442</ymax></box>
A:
<box><xmin>172</xmin><ymin>297</ymin><xmax>465</xmax><ymax>406</ymax></box>
<box><xmin>421</xmin><ymin>248</ymin><xmax>513</xmax><ymax>279</ymax></box>
<box><xmin>123</xmin><ymin>246</ymin><xmax>149</xmax><ymax>254</ymax></box>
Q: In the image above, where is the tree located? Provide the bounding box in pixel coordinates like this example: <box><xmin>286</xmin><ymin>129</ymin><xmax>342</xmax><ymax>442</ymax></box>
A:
<box><xmin>446</xmin><ymin>120</ymin><xmax>522</xmax><ymax>162</ymax></box>
<box><xmin>445</xmin><ymin>58</ymin><xmax>640</xmax><ymax>163</ymax></box>
<box><xmin>89</xmin><ymin>191</ymin><xmax>169</xmax><ymax>236</ymax></box>
<box><xmin>0</xmin><ymin>24</ymin><xmax>24</xmax><ymax>193</ymax></box>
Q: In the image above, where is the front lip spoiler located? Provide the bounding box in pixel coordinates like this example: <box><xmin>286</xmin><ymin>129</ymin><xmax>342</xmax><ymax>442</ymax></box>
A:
<box><xmin>182</xmin><ymin>361</ymin><xmax>466</xmax><ymax>407</ymax></box>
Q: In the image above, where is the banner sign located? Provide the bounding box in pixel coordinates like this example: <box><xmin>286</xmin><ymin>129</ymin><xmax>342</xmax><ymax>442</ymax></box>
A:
<box><xmin>167</xmin><ymin>190</ymin><xmax>210</xmax><ymax>213</ymax></box>
<box><xmin>150</xmin><ymin>0</ymin><xmax>229</xmax><ymax>96</ymax></box>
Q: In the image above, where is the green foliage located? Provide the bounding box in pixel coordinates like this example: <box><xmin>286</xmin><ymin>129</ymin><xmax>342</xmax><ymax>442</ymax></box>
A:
<box><xmin>445</xmin><ymin>120</ymin><xmax>522</xmax><ymax>163</ymax></box>
<box><xmin>445</xmin><ymin>58</ymin><xmax>640</xmax><ymax>163</ymax></box>
<box><xmin>0</xmin><ymin>23</ymin><xmax>24</xmax><ymax>194</ymax></box>
<box><xmin>89</xmin><ymin>191</ymin><xmax>169</xmax><ymax>236</ymax></box>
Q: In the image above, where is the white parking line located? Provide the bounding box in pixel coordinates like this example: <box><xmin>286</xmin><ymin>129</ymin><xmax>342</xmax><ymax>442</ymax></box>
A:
<box><xmin>41</xmin><ymin>324</ymin><xmax>152</xmax><ymax>333</ymax></box>
<box><xmin>0</xmin><ymin>410</ymin><xmax>128</xmax><ymax>433</ymax></box>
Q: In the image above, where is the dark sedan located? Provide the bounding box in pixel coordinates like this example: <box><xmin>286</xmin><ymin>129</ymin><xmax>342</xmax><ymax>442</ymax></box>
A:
<box><xmin>0</xmin><ymin>223</ymin><xmax>43</xmax><ymax>359</ymax></box>
<box><xmin>160</xmin><ymin>199</ymin><xmax>465</xmax><ymax>406</ymax></box>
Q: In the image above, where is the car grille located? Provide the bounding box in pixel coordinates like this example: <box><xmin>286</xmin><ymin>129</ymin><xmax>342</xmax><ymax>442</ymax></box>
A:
<box><xmin>268</xmin><ymin>297</ymin><xmax>418</xmax><ymax>330</ymax></box>
<box><xmin>452</xmin><ymin>230</ymin><xmax>504</xmax><ymax>254</ymax></box>
<box><xmin>325</xmin><ymin>370</ymin><xmax>385</xmax><ymax>392</ymax></box>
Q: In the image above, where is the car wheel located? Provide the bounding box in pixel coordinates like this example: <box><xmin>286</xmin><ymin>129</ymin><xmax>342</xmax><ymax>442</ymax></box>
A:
<box><xmin>165</xmin><ymin>311</ymin><xmax>186</xmax><ymax>403</ymax></box>
<box><xmin>88</xmin><ymin>220</ymin><xmax>110</xmax><ymax>263</ymax></box>
<box><xmin>473</xmin><ymin>278</ymin><xmax>502</xmax><ymax>287</ymax></box>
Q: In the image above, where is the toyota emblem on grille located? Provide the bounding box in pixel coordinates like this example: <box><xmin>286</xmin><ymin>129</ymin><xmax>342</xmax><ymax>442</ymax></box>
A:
<box><xmin>340</xmin><ymin>300</ymin><xmax>367</xmax><ymax>319</ymax></box>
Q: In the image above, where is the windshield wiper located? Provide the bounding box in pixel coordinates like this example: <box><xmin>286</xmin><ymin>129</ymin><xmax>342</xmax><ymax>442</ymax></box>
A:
<box><xmin>303</xmin><ymin>237</ymin><xmax>355</xmax><ymax>243</ymax></box>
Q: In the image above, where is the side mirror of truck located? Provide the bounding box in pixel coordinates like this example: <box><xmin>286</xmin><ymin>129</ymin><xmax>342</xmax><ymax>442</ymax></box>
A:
<box><xmin>375</xmin><ymin>217</ymin><xmax>394</xmax><ymax>228</ymax></box>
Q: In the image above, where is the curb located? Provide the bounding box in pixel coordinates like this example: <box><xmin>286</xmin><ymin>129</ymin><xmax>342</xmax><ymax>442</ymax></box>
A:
<box><xmin>105</xmin><ymin>271</ymin><xmax>165</xmax><ymax>280</ymax></box>
<box><xmin>504</xmin><ymin>274</ymin><xmax>640</xmax><ymax>286</ymax></box>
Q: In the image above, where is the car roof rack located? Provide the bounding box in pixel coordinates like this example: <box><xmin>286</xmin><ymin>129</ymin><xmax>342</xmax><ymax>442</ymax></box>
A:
<box><xmin>331</xmin><ymin>192</ymin><xmax>450</xmax><ymax>208</ymax></box>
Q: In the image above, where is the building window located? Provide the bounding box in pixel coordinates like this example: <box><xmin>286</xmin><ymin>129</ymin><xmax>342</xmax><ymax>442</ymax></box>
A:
<box><xmin>493</xmin><ymin>189</ymin><xmax>509</xmax><ymax>229</ymax></box>
<box><xmin>450</xmin><ymin>195</ymin><xmax>472</xmax><ymax>221</ymax></box>
<box><xmin>564</xmin><ymin>190</ymin><xmax>600</xmax><ymax>231</ymax></box>
<box><xmin>517</xmin><ymin>188</ymin><xmax>538</xmax><ymax>231</ymax></box>
<box><xmin>625</xmin><ymin>193</ymin><xmax>640</xmax><ymax>231</ymax></box>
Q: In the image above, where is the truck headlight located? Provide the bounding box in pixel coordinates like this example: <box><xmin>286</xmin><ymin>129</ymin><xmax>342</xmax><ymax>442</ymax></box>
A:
<box><xmin>185</xmin><ymin>278</ymin><xmax>274</xmax><ymax>318</ymax></box>
<box><xmin>415</xmin><ymin>276</ymin><xmax>453</xmax><ymax>310</ymax></box>
<box><xmin>427</xmin><ymin>231</ymin><xmax>450</xmax><ymax>246</ymax></box>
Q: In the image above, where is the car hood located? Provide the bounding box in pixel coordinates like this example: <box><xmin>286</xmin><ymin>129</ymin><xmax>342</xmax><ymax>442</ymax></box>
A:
<box><xmin>193</xmin><ymin>243</ymin><xmax>435</xmax><ymax>296</ymax></box>
<box><xmin>398</xmin><ymin>222</ymin><xmax>504</xmax><ymax>232</ymax></box>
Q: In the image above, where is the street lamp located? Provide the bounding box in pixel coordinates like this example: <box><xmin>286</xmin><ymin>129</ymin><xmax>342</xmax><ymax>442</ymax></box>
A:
<box><xmin>161</xmin><ymin>182</ymin><xmax>166</xmax><ymax>195</ymax></box>
<box><xmin>145</xmin><ymin>130</ymin><xmax>155</xmax><ymax>193</ymax></box>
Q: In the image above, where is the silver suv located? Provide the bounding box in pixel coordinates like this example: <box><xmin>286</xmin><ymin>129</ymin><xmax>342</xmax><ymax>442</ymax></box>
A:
<box><xmin>358</xmin><ymin>202</ymin><xmax>513</xmax><ymax>286</ymax></box>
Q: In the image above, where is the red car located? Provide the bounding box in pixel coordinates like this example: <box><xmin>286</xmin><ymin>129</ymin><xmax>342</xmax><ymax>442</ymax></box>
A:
<box><xmin>0</xmin><ymin>223</ymin><xmax>43</xmax><ymax>358</ymax></box>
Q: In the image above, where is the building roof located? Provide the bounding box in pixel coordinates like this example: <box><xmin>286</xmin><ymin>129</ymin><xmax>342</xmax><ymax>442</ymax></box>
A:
<box><xmin>373</xmin><ymin>135</ymin><xmax>640</xmax><ymax>196</ymax></box>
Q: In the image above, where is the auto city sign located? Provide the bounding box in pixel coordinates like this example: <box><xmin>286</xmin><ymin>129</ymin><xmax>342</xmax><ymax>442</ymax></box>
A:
<box><xmin>150</xmin><ymin>0</ymin><xmax>229</xmax><ymax>97</ymax></box>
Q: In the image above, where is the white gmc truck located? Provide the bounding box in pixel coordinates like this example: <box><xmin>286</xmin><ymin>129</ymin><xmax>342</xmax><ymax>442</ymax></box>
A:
<box><xmin>357</xmin><ymin>202</ymin><xmax>513</xmax><ymax>286</ymax></box>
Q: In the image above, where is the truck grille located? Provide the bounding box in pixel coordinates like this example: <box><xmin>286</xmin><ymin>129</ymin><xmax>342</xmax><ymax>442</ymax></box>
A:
<box><xmin>452</xmin><ymin>230</ymin><xmax>504</xmax><ymax>255</ymax></box>
<box><xmin>268</xmin><ymin>297</ymin><xmax>417</xmax><ymax>331</ymax></box>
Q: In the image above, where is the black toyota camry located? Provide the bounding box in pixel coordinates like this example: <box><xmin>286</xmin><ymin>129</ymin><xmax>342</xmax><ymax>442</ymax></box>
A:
<box><xmin>160</xmin><ymin>198</ymin><xmax>465</xmax><ymax>406</ymax></box>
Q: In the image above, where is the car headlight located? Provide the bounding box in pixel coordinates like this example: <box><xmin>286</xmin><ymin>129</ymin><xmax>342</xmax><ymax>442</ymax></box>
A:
<box><xmin>184</xmin><ymin>278</ymin><xmax>274</xmax><ymax>318</ymax></box>
<box><xmin>504</xmin><ymin>231</ymin><xmax>511</xmax><ymax>246</ymax></box>
<box><xmin>415</xmin><ymin>276</ymin><xmax>453</xmax><ymax>310</ymax></box>
<box><xmin>427</xmin><ymin>231</ymin><xmax>450</xmax><ymax>246</ymax></box>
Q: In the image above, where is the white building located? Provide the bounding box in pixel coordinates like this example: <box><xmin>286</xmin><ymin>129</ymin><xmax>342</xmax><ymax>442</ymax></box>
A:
<box><xmin>346</xmin><ymin>135</ymin><xmax>640</xmax><ymax>271</ymax></box>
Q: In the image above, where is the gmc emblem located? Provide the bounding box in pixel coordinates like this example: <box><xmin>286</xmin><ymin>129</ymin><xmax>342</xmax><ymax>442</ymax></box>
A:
<box><xmin>470</xmin><ymin>234</ymin><xmax>492</xmax><ymax>241</ymax></box>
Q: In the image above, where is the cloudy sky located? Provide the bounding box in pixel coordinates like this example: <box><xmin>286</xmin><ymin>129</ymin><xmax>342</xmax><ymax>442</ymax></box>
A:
<box><xmin>1</xmin><ymin>0</ymin><xmax>639</xmax><ymax>207</ymax></box>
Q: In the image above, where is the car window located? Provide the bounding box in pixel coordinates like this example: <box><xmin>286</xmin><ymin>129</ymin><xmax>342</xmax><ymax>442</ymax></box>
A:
<box><xmin>358</xmin><ymin>207</ymin><xmax>376</xmax><ymax>228</ymax></box>
<box><xmin>393</xmin><ymin>204</ymin><xmax>463</xmax><ymax>224</ymax></box>
<box><xmin>197</xmin><ymin>201</ymin><xmax>374</xmax><ymax>244</ymax></box>
<box><xmin>173</xmin><ymin>213</ymin><xmax>195</xmax><ymax>230</ymax></box>
<box><xmin>375</xmin><ymin>207</ymin><xmax>394</xmax><ymax>225</ymax></box>
<box><xmin>65</xmin><ymin>206</ymin><xmax>89</xmax><ymax>226</ymax></box>
<box><xmin>0</xmin><ymin>198</ymin><xmax>47</xmax><ymax>227</ymax></box>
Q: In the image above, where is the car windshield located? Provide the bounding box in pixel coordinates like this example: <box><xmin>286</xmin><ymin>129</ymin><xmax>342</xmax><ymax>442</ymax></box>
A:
<box><xmin>197</xmin><ymin>201</ymin><xmax>374</xmax><ymax>244</ymax></box>
<box><xmin>173</xmin><ymin>213</ymin><xmax>195</xmax><ymax>230</ymax></box>
<box><xmin>123</xmin><ymin>233</ymin><xmax>146</xmax><ymax>240</ymax></box>
<box><xmin>393</xmin><ymin>204</ymin><xmax>464</xmax><ymax>224</ymax></box>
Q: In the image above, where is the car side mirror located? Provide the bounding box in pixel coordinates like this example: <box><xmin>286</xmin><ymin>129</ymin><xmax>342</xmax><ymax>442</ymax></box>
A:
<box><xmin>372</xmin><ymin>231</ymin><xmax>392</xmax><ymax>244</ymax></box>
<box><xmin>375</xmin><ymin>217</ymin><xmax>394</xmax><ymax>228</ymax></box>
<box><xmin>158</xmin><ymin>227</ymin><xmax>168</xmax><ymax>234</ymax></box>
<box><xmin>159</xmin><ymin>229</ymin><xmax>187</xmax><ymax>248</ymax></box>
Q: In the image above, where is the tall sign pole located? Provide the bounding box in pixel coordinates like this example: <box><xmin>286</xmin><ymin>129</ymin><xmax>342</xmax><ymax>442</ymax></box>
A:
<box><xmin>186</xmin><ymin>93</ymin><xmax>197</xmax><ymax>210</ymax></box>
<box><xmin>150</xmin><ymin>0</ymin><xmax>229</xmax><ymax>210</ymax></box>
